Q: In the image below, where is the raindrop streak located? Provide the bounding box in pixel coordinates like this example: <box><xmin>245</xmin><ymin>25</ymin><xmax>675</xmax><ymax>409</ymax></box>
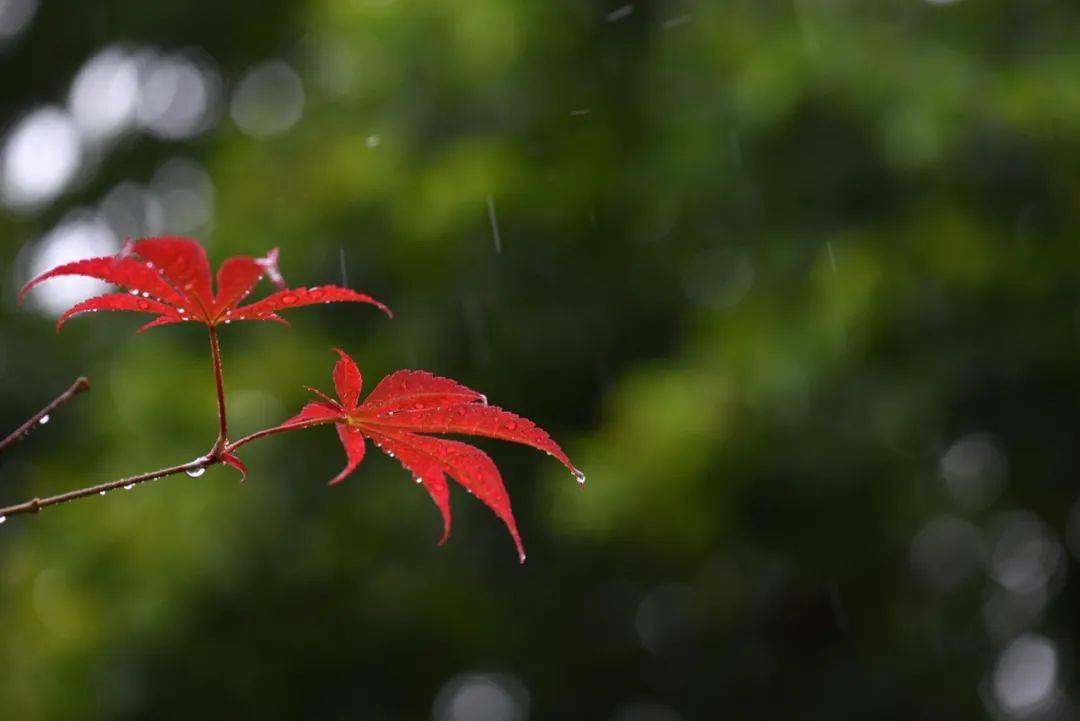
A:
<box><xmin>39</xmin><ymin>414</ymin><xmax>49</xmax><ymax>424</ymax></box>
<box><xmin>572</xmin><ymin>469</ymin><xmax>586</xmax><ymax>485</ymax></box>
<box><xmin>486</xmin><ymin>193</ymin><xmax>502</xmax><ymax>254</ymax></box>
<box><xmin>663</xmin><ymin>13</ymin><xmax>692</xmax><ymax>29</ymax></box>
<box><xmin>186</xmin><ymin>466</ymin><xmax>206</xmax><ymax>478</ymax></box>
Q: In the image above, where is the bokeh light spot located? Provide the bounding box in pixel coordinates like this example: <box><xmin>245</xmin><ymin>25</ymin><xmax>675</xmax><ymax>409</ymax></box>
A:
<box><xmin>0</xmin><ymin>0</ymin><xmax>37</xmax><ymax>42</ymax></box>
<box><xmin>432</xmin><ymin>672</ymin><xmax>528</xmax><ymax>721</ymax></box>
<box><xmin>230</xmin><ymin>60</ymin><xmax>304</xmax><ymax>138</ymax></box>
<box><xmin>992</xmin><ymin>634</ymin><xmax>1058</xmax><ymax>716</ymax></box>
<box><xmin>136</xmin><ymin>51</ymin><xmax>220</xmax><ymax>139</ymax></box>
<box><xmin>1</xmin><ymin>107</ymin><xmax>83</xmax><ymax>210</ymax></box>
<box><xmin>68</xmin><ymin>46</ymin><xmax>141</xmax><ymax>142</ymax></box>
<box><xmin>27</xmin><ymin>210</ymin><xmax>117</xmax><ymax>316</ymax></box>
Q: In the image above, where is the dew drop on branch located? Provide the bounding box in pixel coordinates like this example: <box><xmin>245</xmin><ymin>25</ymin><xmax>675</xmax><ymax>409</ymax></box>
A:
<box><xmin>186</xmin><ymin>466</ymin><xmax>206</xmax><ymax>478</ymax></box>
<box><xmin>123</xmin><ymin>484</ymin><xmax>134</xmax><ymax>490</ymax></box>
<box><xmin>0</xmin><ymin>516</ymin><xmax>6</xmax><ymax>524</ymax></box>
<box><xmin>39</xmin><ymin>414</ymin><xmax>49</xmax><ymax>425</ymax></box>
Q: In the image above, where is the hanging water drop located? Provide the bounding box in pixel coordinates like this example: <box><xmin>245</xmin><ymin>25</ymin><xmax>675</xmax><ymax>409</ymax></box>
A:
<box><xmin>124</xmin><ymin>484</ymin><xmax>134</xmax><ymax>490</ymax></box>
<box><xmin>186</xmin><ymin>466</ymin><xmax>206</xmax><ymax>478</ymax></box>
<box><xmin>39</xmin><ymin>414</ymin><xmax>49</xmax><ymax>425</ymax></box>
<box><xmin>98</xmin><ymin>490</ymin><xmax>106</xmax><ymax>496</ymax></box>
<box><xmin>0</xmin><ymin>516</ymin><xmax>6</xmax><ymax>524</ymax></box>
<box><xmin>572</xmin><ymin>469</ymin><xmax>586</xmax><ymax>485</ymax></box>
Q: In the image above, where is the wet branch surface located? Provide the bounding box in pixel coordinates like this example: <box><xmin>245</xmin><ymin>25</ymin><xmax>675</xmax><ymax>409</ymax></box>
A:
<box><xmin>0</xmin><ymin>416</ymin><xmax>335</xmax><ymax>520</ymax></box>
<box><xmin>0</xmin><ymin>377</ymin><xmax>91</xmax><ymax>456</ymax></box>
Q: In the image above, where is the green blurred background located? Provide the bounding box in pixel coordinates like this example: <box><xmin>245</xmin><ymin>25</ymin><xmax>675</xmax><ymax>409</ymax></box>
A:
<box><xmin>2</xmin><ymin>0</ymin><xmax>1079</xmax><ymax>718</ymax></box>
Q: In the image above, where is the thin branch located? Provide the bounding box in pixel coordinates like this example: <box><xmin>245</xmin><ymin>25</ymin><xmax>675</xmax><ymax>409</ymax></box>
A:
<box><xmin>0</xmin><ymin>377</ymin><xmax>91</xmax><ymax>456</ymax></box>
<box><xmin>0</xmin><ymin>415</ymin><xmax>337</xmax><ymax>521</ymax></box>
<box><xmin>0</xmin><ymin>455</ymin><xmax>212</xmax><ymax>520</ymax></box>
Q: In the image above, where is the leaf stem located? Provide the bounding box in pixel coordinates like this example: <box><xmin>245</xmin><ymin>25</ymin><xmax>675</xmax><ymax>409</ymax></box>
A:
<box><xmin>0</xmin><ymin>377</ymin><xmax>91</xmax><ymax>456</ymax></box>
<box><xmin>208</xmin><ymin>326</ymin><xmax>228</xmax><ymax>454</ymax></box>
<box><xmin>226</xmin><ymin>417</ymin><xmax>336</xmax><ymax>453</ymax></box>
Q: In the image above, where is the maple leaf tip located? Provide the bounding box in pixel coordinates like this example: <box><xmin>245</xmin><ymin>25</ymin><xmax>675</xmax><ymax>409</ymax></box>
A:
<box><xmin>435</xmin><ymin>524</ymin><xmax>451</xmax><ymax>546</ymax></box>
<box><xmin>54</xmin><ymin>313</ymin><xmax>76</xmax><ymax>332</ymax></box>
<box><xmin>257</xmin><ymin>246</ymin><xmax>286</xmax><ymax>289</ymax></box>
<box><xmin>327</xmin><ymin>472</ymin><xmax>350</xmax><ymax>486</ymax></box>
<box><xmin>221</xmin><ymin>452</ymin><xmax>248</xmax><ymax>482</ymax></box>
<box><xmin>510</xmin><ymin>531</ymin><xmax>527</xmax><ymax>564</ymax></box>
<box><xmin>373</xmin><ymin>300</ymin><xmax>394</xmax><ymax>319</ymax></box>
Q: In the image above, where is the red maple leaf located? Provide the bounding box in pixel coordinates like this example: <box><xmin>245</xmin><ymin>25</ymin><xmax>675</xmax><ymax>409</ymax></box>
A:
<box><xmin>268</xmin><ymin>349</ymin><xmax>584</xmax><ymax>562</ymax></box>
<box><xmin>20</xmin><ymin>236</ymin><xmax>390</xmax><ymax>331</ymax></box>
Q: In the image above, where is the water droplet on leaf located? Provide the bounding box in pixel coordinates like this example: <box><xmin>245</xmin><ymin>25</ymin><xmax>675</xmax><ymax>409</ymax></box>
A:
<box><xmin>572</xmin><ymin>469</ymin><xmax>586</xmax><ymax>485</ymax></box>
